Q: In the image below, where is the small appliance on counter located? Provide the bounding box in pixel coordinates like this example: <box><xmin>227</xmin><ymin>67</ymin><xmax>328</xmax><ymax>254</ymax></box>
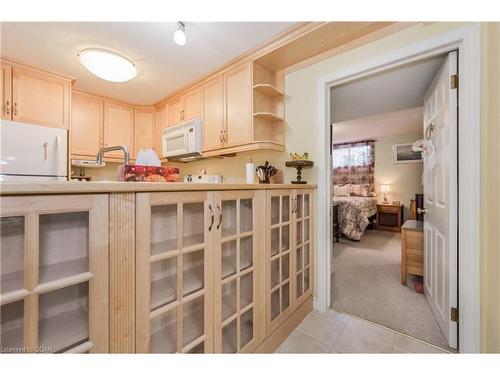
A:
<box><xmin>0</xmin><ymin>120</ymin><xmax>68</xmax><ymax>182</ymax></box>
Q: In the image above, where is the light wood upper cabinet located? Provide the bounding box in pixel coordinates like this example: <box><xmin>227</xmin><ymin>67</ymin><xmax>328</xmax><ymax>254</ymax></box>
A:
<box><xmin>155</xmin><ymin>105</ymin><xmax>167</xmax><ymax>157</ymax></box>
<box><xmin>1</xmin><ymin>62</ymin><xmax>12</xmax><ymax>120</ymax></box>
<box><xmin>182</xmin><ymin>88</ymin><xmax>202</xmax><ymax>121</ymax></box>
<box><xmin>103</xmin><ymin>101</ymin><xmax>134</xmax><ymax>159</ymax></box>
<box><xmin>11</xmin><ymin>66</ymin><xmax>70</xmax><ymax>129</ymax></box>
<box><xmin>134</xmin><ymin>108</ymin><xmax>155</xmax><ymax>158</ymax></box>
<box><xmin>224</xmin><ymin>63</ymin><xmax>252</xmax><ymax>147</ymax></box>
<box><xmin>71</xmin><ymin>91</ymin><xmax>103</xmax><ymax>157</ymax></box>
<box><xmin>202</xmin><ymin>76</ymin><xmax>225</xmax><ymax>152</ymax></box>
<box><xmin>167</xmin><ymin>98</ymin><xmax>183</xmax><ymax>126</ymax></box>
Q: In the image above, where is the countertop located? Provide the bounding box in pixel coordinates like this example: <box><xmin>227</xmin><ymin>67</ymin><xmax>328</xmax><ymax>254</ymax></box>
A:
<box><xmin>0</xmin><ymin>181</ymin><xmax>317</xmax><ymax>195</ymax></box>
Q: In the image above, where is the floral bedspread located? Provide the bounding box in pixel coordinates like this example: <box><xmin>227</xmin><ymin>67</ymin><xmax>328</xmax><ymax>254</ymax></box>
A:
<box><xmin>333</xmin><ymin>197</ymin><xmax>378</xmax><ymax>241</ymax></box>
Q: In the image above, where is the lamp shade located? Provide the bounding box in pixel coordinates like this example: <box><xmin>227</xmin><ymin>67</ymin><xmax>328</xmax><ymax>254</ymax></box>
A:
<box><xmin>381</xmin><ymin>184</ymin><xmax>390</xmax><ymax>193</ymax></box>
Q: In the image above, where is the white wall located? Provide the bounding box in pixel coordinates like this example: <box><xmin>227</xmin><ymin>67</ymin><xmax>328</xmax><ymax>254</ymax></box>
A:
<box><xmin>373</xmin><ymin>133</ymin><xmax>423</xmax><ymax>218</ymax></box>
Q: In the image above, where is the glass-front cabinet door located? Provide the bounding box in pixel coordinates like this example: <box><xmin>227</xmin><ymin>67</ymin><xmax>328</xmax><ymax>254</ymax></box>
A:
<box><xmin>212</xmin><ymin>190</ymin><xmax>262</xmax><ymax>353</ymax></box>
<box><xmin>266</xmin><ymin>190</ymin><xmax>293</xmax><ymax>333</ymax></box>
<box><xmin>135</xmin><ymin>192</ymin><xmax>213</xmax><ymax>353</ymax></box>
<box><xmin>0</xmin><ymin>195</ymin><xmax>109</xmax><ymax>354</ymax></box>
<box><xmin>293</xmin><ymin>190</ymin><xmax>313</xmax><ymax>304</ymax></box>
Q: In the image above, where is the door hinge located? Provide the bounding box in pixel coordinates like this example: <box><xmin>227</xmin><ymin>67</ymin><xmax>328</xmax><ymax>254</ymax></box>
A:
<box><xmin>451</xmin><ymin>307</ymin><xmax>459</xmax><ymax>322</ymax></box>
<box><xmin>450</xmin><ymin>74</ymin><xmax>458</xmax><ymax>89</ymax></box>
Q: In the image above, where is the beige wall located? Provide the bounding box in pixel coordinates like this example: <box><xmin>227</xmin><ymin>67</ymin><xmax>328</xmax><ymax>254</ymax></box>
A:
<box><xmin>373</xmin><ymin>133</ymin><xmax>423</xmax><ymax>218</ymax></box>
<box><xmin>480</xmin><ymin>22</ymin><xmax>500</xmax><ymax>353</ymax></box>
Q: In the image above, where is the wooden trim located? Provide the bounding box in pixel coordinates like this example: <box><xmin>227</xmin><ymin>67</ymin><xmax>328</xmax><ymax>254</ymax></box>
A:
<box><xmin>0</xmin><ymin>56</ymin><xmax>75</xmax><ymax>82</ymax></box>
<box><xmin>109</xmin><ymin>192</ymin><xmax>136</xmax><ymax>353</ymax></box>
<box><xmin>253</xmin><ymin>295</ymin><xmax>312</xmax><ymax>353</ymax></box>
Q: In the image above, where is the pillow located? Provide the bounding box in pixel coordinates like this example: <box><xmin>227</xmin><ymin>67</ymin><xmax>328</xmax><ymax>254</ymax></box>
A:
<box><xmin>350</xmin><ymin>184</ymin><xmax>363</xmax><ymax>196</ymax></box>
<box><xmin>334</xmin><ymin>184</ymin><xmax>351</xmax><ymax>197</ymax></box>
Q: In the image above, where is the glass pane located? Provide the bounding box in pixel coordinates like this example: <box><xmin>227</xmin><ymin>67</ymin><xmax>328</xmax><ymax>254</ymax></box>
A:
<box><xmin>222</xmin><ymin>279</ymin><xmax>237</xmax><ymax>321</ymax></box>
<box><xmin>151</xmin><ymin>205</ymin><xmax>177</xmax><ymax>255</ymax></box>
<box><xmin>240</xmin><ymin>272</ymin><xmax>253</xmax><ymax>308</ymax></box>
<box><xmin>240</xmin><ymin>308</ymin><xmax>253</xmax><ymax>349</ymax></box>
<box><xmin>271</xmin><ymin>259</ymin><xmax>280</xmax><ymax>288</ymax></box>
<box><xmin>304</xmin><ymin>194</ymin><xmax>310</xmax><ymax>217</ymax></box>
<box><xmin>151</xmin><ymin>308</ymin><xmax>177</xmax><ymax>353</ymax></box>
<box><xmin>282</xmin><ymin>196</ymin><xmax>290</xmax><ymax>223</ymax></box>
<box><xmin>296</xmin><ymin>194</ymin><xmax>303</xmax><ymax>218</ymax></box>
<box><xmin>39</xmin><ymin>212</ymin><xmax>89</xmax><ymax>284</ymax></box>
<box><xmin>271</xmin><ymin>289</ymin><xmax>280</xmax><ymax>321</ymax></box>
<box><xmin>1</xmin><ymin>300</ymin><xmax>24</xmax><ymax>351</ymax></box>
<box><xmin>304</xmin><ymin>243</ymin><xmax>310</xmax><ymax>267</ymax></box>
<box><xmin>221</xmin><ymin>240</ymin><xmax>237</xmax><ymax>279</ymax></box>
<box><xmin>221</xmin><ymin>200</ymin><xmax>237</xmax><ymax>238</ymax></box>
<box><xmin>304</xmin><ymin>219</ymin><xmax>310</xmax><ymax>242</ymax></box>
<box><xmin>297</xmin><ymin>221</ymin><xmax>303</xmax><ymax>245</ymax></box>
<box><xmin>187</xmin><ymin>341</ymin><xmax>204</xmax><ymax>353</ymax></box>
<box><xmin>271</xmin><ymin>227</ymin><xmax>279</xmax><ymax>256</ymax></box>
<box><xmin>183</xmin><ymin>295</ymin><xmax>204</xmax><ymax>346</ymax></box>
<box><xmin>281</xmin><ymin>253</ymin><xmax>289</xmax><ymax>281</ymax></box>
<box><xmin>281</xmin><ymin>225</ymin><xmax>289</xmax><ymax>251</ymax></box>
<box><xmin>151</xmin><ymin>257</ymin><xmax>177</xmax><ymax>310</ymax></box>
<box><xmin>282</xmin><ymin>282</ymin><xmax>290</xmax><ymax>311</ymax></box>
<box><xmin>183</xmin><ymin>202</ymin><xmax>204</xmax><ymax>247</ymax></box>
<box><xmin>297</xmin><ymin>272</ymin><xmax>303</xmax><ymax>298</ymax></box>
<box><xmin>222</xmin><ymin>319</ymin><xmax>237</xmax><ymax>353</ymax></box>
<box><xmin>304</xmin><ymin>268</ymin><xmax>310</xmax><ymax>292</ymax></box>
<box><xmin>271</xmin><ymin>197</ymin><xmax>280</xmax><ymax>225</ymax></box>
<box><xmin>240</xmin><ymin>199</ymin><xmax>253</xmax><ymax>233</ymax></box>
<box><xmin>183</xmin><ymin>250</ymin><xmax>204</xmax><ymax>296</ymax></box>
<box><xmin>240</xmin><ymin>236</ymin><xmax>253</xmax><ymax>271</ymax></box>
<box><xmin>1</xmin><ymin>216</ymin><xmax>24</xmax><ymax>294</ymax></box>
<box><xmin>39</xmin><ymin>282</ymin><xmax>89</xmax><ymax>353</ymax></box>
<box><xmin>297</xmin><ymin>246</ymin><xmax>303</xmax><ymax>272</ymax></box>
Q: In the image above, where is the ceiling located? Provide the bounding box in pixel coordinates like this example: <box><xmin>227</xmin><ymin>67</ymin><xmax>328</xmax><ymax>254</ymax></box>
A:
<box><xmin>332</xmin><ymin>107</ymin><xmax>423</xmax><ymax>144</ymax></box>
<box><xmin>0</xmin><ymin>22</ymin><xmax>296</xmax><ymax>105</ymax></box>
<box><xmin>330</xmin><ymin>55</ymin><xmax>446</xmax><ymax>123</ymax></box>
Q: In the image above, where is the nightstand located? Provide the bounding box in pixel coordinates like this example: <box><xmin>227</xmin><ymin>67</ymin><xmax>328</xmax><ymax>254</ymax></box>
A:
<box><xmin>401</xmin><ymin>220</ymin><xmax>423</xmax><ymax>285</ymax></box>
<box><xmin>332</xmin><ymin>202</ymin><xmax>340</xmax><ymax>242</ymax></box>
<box><xmin>376</xmin><ymin>203</ymin><xmax>404</xmax><ymax>232</ymax></box>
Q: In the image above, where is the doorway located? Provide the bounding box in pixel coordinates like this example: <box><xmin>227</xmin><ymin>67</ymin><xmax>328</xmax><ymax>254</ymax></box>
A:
<box><xmin>315</xmin><ymin>23</ymin><xmax>481</xmax><ymax>353</ymax></box>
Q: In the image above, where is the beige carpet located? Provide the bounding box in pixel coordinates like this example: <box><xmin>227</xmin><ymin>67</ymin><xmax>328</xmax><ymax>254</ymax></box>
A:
<box><xmin>330</xmin><ymin>230</ymin><xmax>449</xmax><ymax>349</ymax></box>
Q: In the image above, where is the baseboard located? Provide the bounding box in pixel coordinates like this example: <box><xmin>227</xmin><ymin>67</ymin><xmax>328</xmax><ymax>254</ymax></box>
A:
<box><xmin>252</xmin><ymin>295</ymin><xmax>313</xmax><ymax>353</ymax></box>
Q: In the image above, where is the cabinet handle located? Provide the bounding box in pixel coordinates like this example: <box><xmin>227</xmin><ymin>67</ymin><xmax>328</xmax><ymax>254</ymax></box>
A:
<box><xmin>13</xmin><ymin>102</ymin><xmax>18</xmax><ymax>117</ymax></box>
<box><xmin>292</xmin><ymin>198</ymin><xmax>297</xmax><ymax>213</ymax></box>
<box><xmin>219</xmin><ymin>131</ymin><xmax>223</xmax><ymax>144</ymax></box>
<box><xmin>216</xmin><ymin>203</ymin><xmax>222</xmax><ymax>230</ymax></box>
<box><xmin>208</xmin><ymin>204</ymin><xmax>214</xmax><ymax>231</ymax></box>
<box><xmin>4</xmin><ymin>100</ymin><xmax>10</xmax><ymax>115</ymax></box>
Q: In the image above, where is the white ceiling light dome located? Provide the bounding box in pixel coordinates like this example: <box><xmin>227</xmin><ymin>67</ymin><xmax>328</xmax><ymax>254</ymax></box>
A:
<box><xmin>78</xmin><ymin>48</ymin><xmax>137</xmax><ymax>82</ymax></box>
<box><xmin>174</xmin><ymin>22</ymin><xmax>186</xmax><ymax>46</ymax></box>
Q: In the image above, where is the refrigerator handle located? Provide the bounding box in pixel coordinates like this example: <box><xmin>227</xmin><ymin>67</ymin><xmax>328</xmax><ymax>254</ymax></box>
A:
<box><xmin>43</xmin><ymin>142</ymin><xmax>48</xmax><ymax>161</ymax></box>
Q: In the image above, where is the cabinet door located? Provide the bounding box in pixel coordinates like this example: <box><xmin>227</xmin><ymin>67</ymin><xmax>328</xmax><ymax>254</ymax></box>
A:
<box><xmin>103</xmin><ymin>101</ymin><xmax>134</xmax><ymax>159</ymax></box>
<box><xmin>134</xmin><ymin>108</ymin><xmax>155</xmax><ymax>158</ymax></box>
<box><xmin>202</xmin><ymin>76</ymin><xmax>224</xmax><ymax>152</ymax></box>
<box><xmin>155</xmin><ymin>105</ymin><xmax>167</xmax><ymax>157</ymax></box>
<box><xmin>292</xmin><ymin>190</ymin><xmax>314</xmax><ymax>305</ymax></box>
<box><xmin>0</xmin><ymin>195</ymin><xmax>109</xmax><ymax>353</ymax></box>
<box><xmin>182</xmin><ymin>88</ymin><xmax>201</xmax><ymax>121</ymax></box>
<box><xmin>213</xmin><ymin>190</ymin><xmax>264</xmax><ymax>353</ymax></box>
<box><xmin>71</xmin><ymin>91</ymin><xmax>103</xmax><ymax>157</ymax></box>
<box><xmin>167</xmin><ymin>98</ymin><xmax>183</xmax><ymax>126</ymax></box>
<box><xmin>12</xmin><ymin>66</ymin><xmax>70</xmax><ymax>129</ymax></box>
<box><xmin>136</xmin><ymin>192</ymin><xmax>214</xmax><ymax>353</ymax></box>
<box><xmin>224</xmin><ymin>63</ymin><xmax>252</xmax><ymax>147</ymax></box>
<box><xmin>266</xmin><ymin>190</ymin><xmax>293</xmax><ymax>333</ymax></box>
<box><xmin>1</xmin><ymin>62</ymin><xmax>12</xmax><ymax>120</ymax></box>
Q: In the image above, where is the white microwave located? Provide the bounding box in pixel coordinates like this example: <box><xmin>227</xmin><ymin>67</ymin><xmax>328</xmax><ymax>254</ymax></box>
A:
<box><xmin>162</xmin><ymin>118</ymin><xmax>202</xmax><ymax>160</ymax></box>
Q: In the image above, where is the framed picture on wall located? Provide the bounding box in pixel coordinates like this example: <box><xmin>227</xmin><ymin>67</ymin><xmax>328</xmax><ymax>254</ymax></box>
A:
<box><xmin>393</xmin><ymin>142</ymin><xmax>422</xmax><ymax>164</ymax></box>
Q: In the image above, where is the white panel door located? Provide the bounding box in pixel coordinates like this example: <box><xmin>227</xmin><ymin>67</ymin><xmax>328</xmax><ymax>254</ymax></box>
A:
<box><xmin>422</xmin><ymin>51</ymin><xmax>458</xmax><ymax>349</ymax></box>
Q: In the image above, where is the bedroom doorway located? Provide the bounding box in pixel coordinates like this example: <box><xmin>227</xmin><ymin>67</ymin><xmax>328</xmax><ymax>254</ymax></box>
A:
<box><xmin>328</xmin><ymin>52</ymin><xmax>458</xmax><ymax>351</ymax></box>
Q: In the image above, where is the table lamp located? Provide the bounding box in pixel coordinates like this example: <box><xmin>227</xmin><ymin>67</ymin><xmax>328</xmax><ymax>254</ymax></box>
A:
<box><xmin>381</xmin><ymin>184</ymin><xmax>390</xmax><ymax>204</ymax></box>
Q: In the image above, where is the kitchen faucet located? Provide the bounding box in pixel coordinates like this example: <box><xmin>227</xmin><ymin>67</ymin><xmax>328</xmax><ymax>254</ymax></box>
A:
<box><xmin>96</xmin><ymin>145</ymin><xmax>130</xmax><ymax>165</ymax></box>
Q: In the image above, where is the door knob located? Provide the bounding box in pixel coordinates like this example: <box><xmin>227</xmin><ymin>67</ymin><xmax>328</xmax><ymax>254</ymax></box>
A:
<box><xmin>417</xmin><ymin>208</ymin><xmax>427</xmax><ymax>214</ymax></box>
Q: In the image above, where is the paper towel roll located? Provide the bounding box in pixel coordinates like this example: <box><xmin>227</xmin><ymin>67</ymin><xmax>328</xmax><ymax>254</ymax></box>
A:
<box><xmin>246</xmin><ymin>161</ymin><xmax>255</xmax><ymax>184</ymax></box>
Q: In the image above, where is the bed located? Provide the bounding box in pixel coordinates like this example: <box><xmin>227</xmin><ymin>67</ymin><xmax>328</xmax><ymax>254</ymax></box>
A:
<box><xmin>332</xmin><ymin>195</ymin><xmax>378</xmax><ymax>241</ymax></box>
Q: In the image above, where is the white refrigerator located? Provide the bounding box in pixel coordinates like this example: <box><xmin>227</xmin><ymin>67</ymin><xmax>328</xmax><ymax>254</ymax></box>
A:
<box><xmin>0</xmin><ymin>120</ymin><xmax>68</xmax><ymax>182</ymax></box>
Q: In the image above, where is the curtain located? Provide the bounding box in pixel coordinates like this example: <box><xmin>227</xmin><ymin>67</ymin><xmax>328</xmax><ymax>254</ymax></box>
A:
<box><xmin>332</xmin><ymin>140</ymin><xmax>375</xmax><ymax>185</ymax></box>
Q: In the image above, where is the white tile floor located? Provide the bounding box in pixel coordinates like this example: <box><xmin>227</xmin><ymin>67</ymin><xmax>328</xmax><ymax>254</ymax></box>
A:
<box><xmin>276</xmin><ymin>309</ymin><xmax>450</xmax><ymax>354</ymax></box>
